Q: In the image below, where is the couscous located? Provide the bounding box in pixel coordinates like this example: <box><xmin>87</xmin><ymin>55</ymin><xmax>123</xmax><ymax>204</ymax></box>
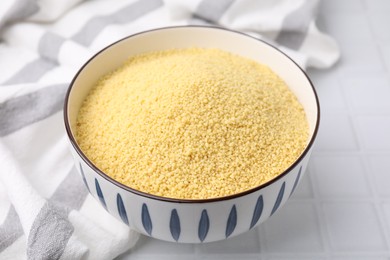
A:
<box><xmin>76</xmin><ymin>48</ymin><xmax>308</xmax><ymax>199</ymax></box>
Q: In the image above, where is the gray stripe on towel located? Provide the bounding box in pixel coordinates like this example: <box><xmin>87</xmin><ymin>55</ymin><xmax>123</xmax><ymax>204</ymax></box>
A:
<box><xmin>2</xmin><ymin>32</ymin><xmax>62</xmax><ymax>85</ymax></box>
<box><xmin>2</xmin><ymin>0</ymin><xmax>163</xmax><ymax>85</ymax></box>
<box><xmin>275</xmin><ymin>0</ymin><xmax>320</xmax><ymax>50</ymax></box>
<box><xmin>193</xmin><ymin>0</ymin><xmax>235</xmax><ymax>23</ymax></box>
<box><xmin>71</xmin><ymin>0</ymin><xmax>163</xmax><ymax>46</ymax></box>
<box><xmin>51</xmin><ymin>166</ymin><xmax>89</xmax><ymax>211</ymax></box>
<box><xmin>2</xmin><ymin>59</ymin><xmax>58</xmax><ymax>85</ymax></box>
<box><xmin>27</xmin><ymin>203</ymin><xmax>73</xmax><ymax>260</ymax></box>
<box><xmin>0</xmin><ymin>206</ymin><xmax>24</xmax><ymax>253</ymax></box>
<box><xmin>0</xmin><ymin>83</ymin><xmax>68</xmax><ymax>137</ymax></box>
<box><xmin>38</xmin><ymin>32</ymin><xmax>66</xmax><ymax>62</ymax></box>
<box><xmin>0</xmin><ymin>168</ymin><xmax>89</xmax><ymax>255</ymax></box>
<box><xmin>0</xmin><ymin>0</ymin><xmax>39</xmax><ymax>29</ymax></box>
<box><xmin>27</xmin><ymin>168</ymin><xmax>89</xmax><ymax>259</ymax></box>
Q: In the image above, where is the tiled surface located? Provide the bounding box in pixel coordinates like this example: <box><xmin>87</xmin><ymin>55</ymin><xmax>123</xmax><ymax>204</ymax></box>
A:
<box><xmin>262</xmin><ymin>202</ymin><xmax>323</xmax><ymax>253</ymax></box>
<box><xmin>322</xmin><ymin>202</ymin><xmax>387</xmax><ymax>251</ymax></box>
<box><xmin>118</xmin><ymin>1</ymin><xmax>390</xmax><ymax>259</ymax></box>
<box><xmin>312</xmin><ymin>156</ymin><xmax>371</xmax><ymax>198</ymax></box>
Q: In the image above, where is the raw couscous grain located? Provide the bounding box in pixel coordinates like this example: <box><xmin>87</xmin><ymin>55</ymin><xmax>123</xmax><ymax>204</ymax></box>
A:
<box><xmin>76</xmin><ymin>48</ymin><xmax>309</xmax><ymax>199</ymax></box>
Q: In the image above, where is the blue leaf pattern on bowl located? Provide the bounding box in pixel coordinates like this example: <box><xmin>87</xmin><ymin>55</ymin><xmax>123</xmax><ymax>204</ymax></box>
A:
<box><xmin>198</xmin><ymin>209</ymin><xmax>210</xmax><ymax>242</ymax></box>
<box><xmin>271</xmin><ymin>182</ymin><xmax>285</xmax><ymax>216</ymax></box>
<box><xmin>141</xmin><ymin>203</ymin><xmax>152</xmax><ymax>235</ymax></box>
<box><xmin>250</xmin><ymin>195</ymin><xmax>263</xmax><ymax>229</ymax></box>
<box><xmin>79</xmin><ymin>163</ymin><xmax>90</xmax><ymax>192</ymax></box>
<box><xmin>170</xmin><ymin>209</ymin><xmax>181</xmax><ymax>241</ymax></box>
<box><xmin>289</xmin><ymin>166</ymin><xmax>302</xmax><ymax>198</ymax></box>
<box><xmin>95</xmin><ymin>178</ymin><xmax>107</xmax><ymax>210</ymax></box>
<box><xmin>225</xmin><ymin>205</ymin><xmax>237</xmax><ymax>238</ymax></box>
<box><xmin>117</xmin><ymin>193</ymin><xmax>129</xmax><ymax>225</ymax></box>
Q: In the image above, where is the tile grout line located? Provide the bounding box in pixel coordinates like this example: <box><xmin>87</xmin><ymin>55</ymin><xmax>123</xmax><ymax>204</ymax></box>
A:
<box><xmin>306</xmin><ymin>162</ymin><xmax>332</xmax><ymax>258</ymax></box>
<box><xmin>361</xmin><ymin>155</ymin><xmax>390</xmax><ymax>253</ymax></box>
<box><xmin>363</xmin><ymin>0</ymin><xmax>390</xmax><ymax>78</ymax></box>
<box><xmin>257</xmin><ymin>225</ymin><xmax>268</xmax><ymax>259</ymax></box>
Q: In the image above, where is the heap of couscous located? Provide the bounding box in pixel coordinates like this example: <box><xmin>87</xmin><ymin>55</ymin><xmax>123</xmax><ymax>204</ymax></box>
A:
<box><xmin>76</xmin><ymin>48</ymin><xmax>309</xmax><ymax>199</ymax></box>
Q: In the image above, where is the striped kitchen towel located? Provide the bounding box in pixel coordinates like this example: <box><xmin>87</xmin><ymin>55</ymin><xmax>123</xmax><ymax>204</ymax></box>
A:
<box><xmin>0</xmin><ymin>0</ymin><xmax>339</xmax><ymax>259</ymax></box>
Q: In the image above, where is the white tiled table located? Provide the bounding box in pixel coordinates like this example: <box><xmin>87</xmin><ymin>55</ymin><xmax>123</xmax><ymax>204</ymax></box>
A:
<box><xmin>118</xmin><ymin>1</ymin><xmax>390</xmax><ymax>259</ymax></box>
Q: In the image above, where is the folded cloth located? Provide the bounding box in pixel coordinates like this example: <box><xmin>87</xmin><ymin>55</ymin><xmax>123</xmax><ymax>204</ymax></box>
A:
<box><xmin>0</xmin><ymin>0</ymin><xmax>339</xmax><ymax>259</ymax></box>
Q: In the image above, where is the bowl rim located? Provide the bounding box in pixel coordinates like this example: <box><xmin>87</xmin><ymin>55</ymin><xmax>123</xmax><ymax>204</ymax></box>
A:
<box><xmin>64</xmin><ymin>25</ymin><xmax>320</xmax><ymax>204</ymax></box>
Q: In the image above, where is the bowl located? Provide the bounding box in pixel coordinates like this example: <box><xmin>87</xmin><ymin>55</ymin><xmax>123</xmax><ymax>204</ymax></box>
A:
<box><xmin>64</xmin><ymin>26</ymin><xmax>320</xmax><ymax>243</ymax></box>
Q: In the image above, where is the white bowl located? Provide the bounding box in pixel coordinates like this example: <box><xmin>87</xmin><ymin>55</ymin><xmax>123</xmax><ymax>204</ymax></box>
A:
<box><xmin>64</xmin><ymin>26</ymin><xmax>320</xmax><ymax>243</ymax></box>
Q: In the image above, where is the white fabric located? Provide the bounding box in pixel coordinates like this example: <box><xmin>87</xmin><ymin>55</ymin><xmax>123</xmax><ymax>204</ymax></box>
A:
<box><xmin>0</xmin><ymin>0</ymin><xmax>339</xmax><ymax>259</ymax></box>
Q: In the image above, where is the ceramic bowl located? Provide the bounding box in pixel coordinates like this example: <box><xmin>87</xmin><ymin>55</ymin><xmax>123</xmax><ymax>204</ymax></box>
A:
<box><xmin>64</xmin><ymin>26</ymin><xmax>320</xmax><ymax>243</ymax></box>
